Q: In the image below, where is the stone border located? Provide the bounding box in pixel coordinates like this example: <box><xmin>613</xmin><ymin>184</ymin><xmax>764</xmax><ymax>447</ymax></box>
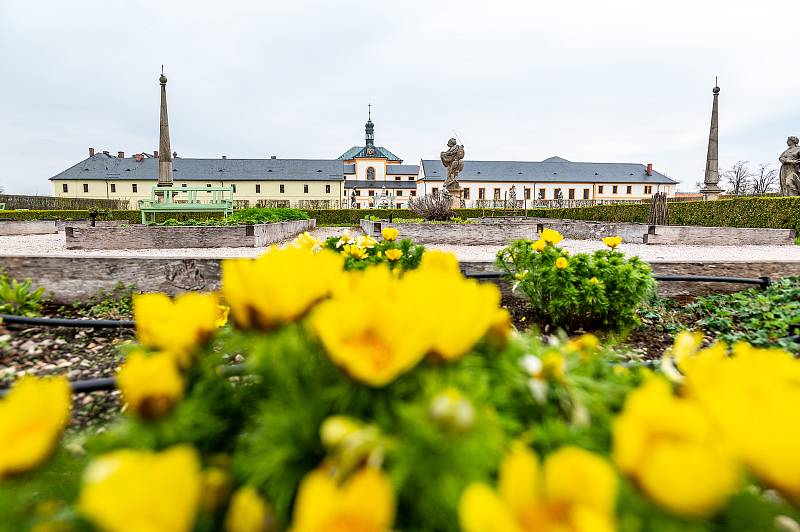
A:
<box><xmin>64</xmin><ymin>219</ymin><xmax>316</xmax><ymax>249</ymax></box>
<box><xmin>1</xmin><ymin>254</ymin><xmax>798</xmax><ymax>304</ymax></box>
<box><xmin>0</xmin><ymin>220</ymin><xmax>58</xmax><ymax>236</ymax></box>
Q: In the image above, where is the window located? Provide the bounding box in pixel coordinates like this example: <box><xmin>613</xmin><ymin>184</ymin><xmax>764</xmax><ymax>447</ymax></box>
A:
<box><xmin>325</xmin><ymin>184</ymin><xmax>331</xmax><ymax>193</ymax></box>
<box><xmin>554</xmin><ymin>188</ymin><xmax>561</xmax><ymax>199</ymax></box>
<box><xmin>410</xmin><ymin>190</ymin><xmax>416</xmax><ymax>196</ymax></box>
<box><xmin>304</xmin><ymin>184</ymin><xmax>309</xmax><ymax>194</ymax></box>
<box><xmin>231</xmin><ymin>184</ymin><xmax>237</xmax><ymax>193</ymax></box>
<box><xmin>568</xmin><ymin>188</ymin><xmax>575</xmax><ymax>200</ymax></box>
<box><xmin>397</xmin><ymin>190</ymin><xmax>403</xmax><ymax>196</ymax></box>
<box><xmin>83</xmin><ymin>183</ymin><xmax>89</xmax><ymax>193</ymax></box>
<box><xmin>644</xmin><ymin>185</ymin><xmax>652</xmax><ymax>194</ymax></box>
<box><xmin>280</xmin><ymin>184</ymin><xmax>285</xmax><ymax>193</ymax></box>
<box><xmin>626</xmin><ymin>185</ymin><xmax>632</xmax><ymax>195</ymax></box>
<box><xmin>478</xmin><ymin>188</ymin><xmax>486</xmax><ymax>200</ymax></box>
<box><xmin>395</xmin><ymin>176</ymin><xmax>401</xmax><ymax>181</ymax></box>
<box><xmin>408</xmin><ymin>176</ymin><xmax>415</xmax><ymax>181</ymax></box>
<box><xmin>524</xmin><ymin>188</ymin><xmax>531</xmax><ymax>200</ymax></box>
<box><xmin>432</xmin><ymin>188</ymin><xmax>438</xmax><ymax>196</ymax></box>
<box><xmin>110</xmin><ymin>184</ymin><xmax>116</xmax><ymax>193</ymax></box>
<box><xmin>583</xmin><ymin>188</ymin><xmax>590</xmax><ymax>199</ymax></box>
<box><xmin>207</xmin><ymin>183</ymin><xmax>212</xmax><ymax>188</ymax></box>
<box><xmin>598</xmin><ymin>185</ymin><xmax>604</xmax><ymax>194</ymax></box>
<box><xmin>367</xmin><ymin>167</ymin><xmax>376</xmax><ymax>180</ymax></box>
<box><xmin>538</xmin><ymin>189</ymin><xmax>545</xmax><ymax>200</ymax></box>
<box><xmin>493</xmin><ymin>188</ymin><xmax>501</xmax><ymax>200</ymax></box>
<box><xmin>132</xmin><ymin>184</ymin><xmax>138</xmax><ymax>193</ymax></box>
<box><xmin>369</xmin><ymin>190</ymin><xmax>374</xmax><ymax>196</ymax></box>
<box><xmin>256</xmin><ymin>184</ymin><xmax>261</xmax><ymax>194</ymax></box>
<box><xmin>62</xmin><ymin>183</ymin><xmax>68</xmax><ymax>193</ymax></box>
<box><xmin>463</xmin><ymin>188</ymin><xmax>470</xmax><ymax>200</ymax></box>
<box><xmin>355</xmin><ymin>190</ymin><xmax>361</xmax><ymax>196</ymax></box>
<box><xmin>612</xmin><ymin>185</ymin><xmax>618</xmax><ymax>194</ymax></box>
<box><xmin>181</xmin><ymin>183</ymin><xmax>187</xmax><ymax>188</ymax></box>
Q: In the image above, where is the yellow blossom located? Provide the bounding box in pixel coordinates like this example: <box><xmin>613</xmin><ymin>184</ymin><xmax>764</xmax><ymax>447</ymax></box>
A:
<box><xmin>601</xmin><ymin>236</ymin><xmax>622</xmax><ymax>249</ymax></box>
<box><xmin>531</xmin><ymin>239</ymin><xmax>546</xmax><ymax>252</ymax></box>
<box><xmin>418</xmin><ymin>250</ymin><xmax>460</xmax><ymax>274</ymax></box>
<box><xmin>613</xmin><ymin>377</ymin><xmax>740</xmax><ymax>517</ymax></box>
<box><xmin>320</xmin><ymin>415</ymin><xmax>366</xmax><ymax>450</ymax></box>
<box><xmin>429</xmin><ymin>387</ymin><xmax>475</xmax><ymax>432</ymax></box>
<box><xmin>335</xmin><ymin>230</ymin><xmax>355</xmax><ymax>248</ymax></box>
<box><xmin>514</xmin><ymin>270</ymin><xmax>529</xmax><ymax>281</ymax></box>
<box><xmin>291</xmin><ymin>467</ymin><xmax>395</xmax><ymax>532</ymax></box>
<box><xmin>117</xmin><ymin>351</ymin><xmax>183</xmax><ymax>419</ymax></box>
<box><xmin>200</xmin><ymin>467</ymin><xmax>232</xmax><ymax>513</ymax></box>
<box><xmin>680</xmin><ymin>342</ymin><xmax>800</xmax><ymax>503</ymax></box>
<box><xmin>589</xmin><ymin>277</ymin><xmax>600</xmax><ymax>285</ymax></box>
<box><xmin>381</xmin><ymin>227</ymin><xmax>399</xmax><ymax>241</ymax></box>
<box><xmin>310</xmin><ymin>267</ymin><xmax>433</xmax><ymax>386</ymax></box>
<box><xmin>216</xmin><ymin>304</ymin><xmax>231</xmax><ymax>328</ymax></box>
<box><xmin>134</xmin><ymin>292</ymin><xmax>221</xmax><ymax>366</ymax></box>
<box><xmin>79</xmin><ymin>446</ymin><xmax>202</xmax><ymax>532</ymax></box>
<box><xmin>567</xmin><ymin>333</ymin><xmax>600</xmax><ymax>356</ymax></box>
<box><xmin>222</xmin><ymin>247</ymin><xmax>343</xmax><ymax>329</ymax></box>
<box><xmin>357</xmin><ymin>235</ymin><xmax>378</xmax><ymax>249</ymax></box>
<box><xmin>539</xmin><ymin>228</ymin><xmax>564</xmax><ymax>245</ymax></box>
<box><xmin>0</xmin><ymin>376</ymin><xmax>70</xmax><ymax>478</ymax></box>
<box><xmin>460</xmin><ymin>443</ymin><xmax>617</xmax><ymax>532</ymax></box>
<box><xmin>341</xmin><ymin>243</ymin><xmax>368</xmax><ymax>260</ymax></box>
<box><xmin>486</xmin><ymin>308</ymin><xmax>512</xmax><ymax>347</ymax></box>
<box><xmin>225</xmin><ymin>486</ymin><xmax>271</xmax><ymax>532</ymax></box>
<box><xmin>555</xmin><ymin>257</ymin><xmax>569</xmax><ymax>270</ymax></box>
<box><xmin>293</xmin><ymin>231</ymin><xmax>321</xmax><ymax>252</ymax></box>
<box><xmin>384</xmin><ymin>249</ymin><xmax>403</xmax><ymax>261</ymax></box>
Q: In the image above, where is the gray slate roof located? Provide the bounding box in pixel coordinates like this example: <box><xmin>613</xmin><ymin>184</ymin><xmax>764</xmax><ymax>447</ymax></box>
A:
<box><xmin>344</xmin><ymin>180</ymin><xmax>417</xmax><ymax>190</ymax></box>
<box><xmin>386</xmin><ymin>164</ymin><xmax>419</xmax><ymax>175</ymax></box>
<box><xmin>420</xmin><ymin>158</ymin><xmax>676</xmax><ymax>185</ymax></box>
<box><xmin>337</xmin><ymin>146</ymin><xmax>402</xmax><ymax>161</ymax></box>
<box><xmin>50</xmin><ymin>153</ymin><xmax>344</xmax><ymax>181</ymax></box>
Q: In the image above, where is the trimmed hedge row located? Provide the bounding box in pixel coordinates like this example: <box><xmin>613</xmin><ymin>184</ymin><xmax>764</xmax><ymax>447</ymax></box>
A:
<box><xmin>0</xmin><ymin>210</ymin><xmax>225</xmax><ymax>224</ymax></box>
<box><xmin>537</xmin><ymin>197</ymin><xmax>800</xmax><ymax>232</ymax></box>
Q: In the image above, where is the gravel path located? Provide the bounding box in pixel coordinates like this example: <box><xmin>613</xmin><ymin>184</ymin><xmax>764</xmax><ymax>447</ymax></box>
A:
<box><xmin>1</xmin><ymin>228</ymin><xmax>799</xmax><ymax>262</ymax></box>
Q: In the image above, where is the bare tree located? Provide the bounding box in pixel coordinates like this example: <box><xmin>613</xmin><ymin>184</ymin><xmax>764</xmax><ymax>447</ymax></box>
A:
<box><xmin>408</xmin><ymin>193</ymin><xmax>453</xmax><ymax>221</ymax></box>
<box><xmin>722</xmin><ymin>161</ymin><xmax>752</xmax><ymax>195</ymax></box>
<box><xmin>750</xmin><ymin>163</ymin><xmax>779</xmax><ymax>195</ymax></box>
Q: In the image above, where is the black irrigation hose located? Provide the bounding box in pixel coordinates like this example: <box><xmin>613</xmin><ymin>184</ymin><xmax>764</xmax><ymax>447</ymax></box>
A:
<box><xmin>463</xmin><ymin>271</ymin><xmax>773</xmax><ymax>289</ymax></box>
<box><xmin>0</xmin><ymin>314</ymin><xmax>135</xmax><ymax>328</ymax></box>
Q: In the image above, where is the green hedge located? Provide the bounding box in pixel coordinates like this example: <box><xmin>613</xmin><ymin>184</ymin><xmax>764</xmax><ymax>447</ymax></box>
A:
<box><xmin>0</xmin><ymin>210</ymin><xmax>226</xmax><ymax>224</ymax></box>
<box><xmin>536</xmin><ymin>197</ymin><xmax>800</xmax><ymax>232</ymax></box>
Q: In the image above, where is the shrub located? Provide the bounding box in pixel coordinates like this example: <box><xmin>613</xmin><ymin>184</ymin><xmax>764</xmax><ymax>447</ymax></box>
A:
<box><xmin>0</xmin><ymin>273</ymin><xmax>46</xmax><ymax>316</ymax></box>
<box><xmin>153</xmin><ymin>208</ymin><xmax>309</xmax><ymax>226</ymax></box>
<box><xmin>496</xmin><ymin>233</ymin><xmax>655</xmax><ymax>331</ymax></box>
<box><xmin>408</xmin><ymin>193</ymin><xmax>454</xmax><ymax>221</ymax></box>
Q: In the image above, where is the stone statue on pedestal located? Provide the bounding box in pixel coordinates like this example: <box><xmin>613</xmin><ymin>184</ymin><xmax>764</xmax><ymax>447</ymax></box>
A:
<box><xmin>350</xmin><ymin>189</ymin><xmax>357</xmax><ymax>208</ymax></box>
<box><xmin>508</xmin><ymin>185</ymin><xmax>517</xmax><ymax>208</ymax></box>
<box><xmin>779</xmin><ymin>136</ymin><xmax>800</xmax><ymax>196</ymax></box>
<box><xmin>440</xmin><ymin>138</ymin><xmax>465</xmax><ymax>191</ymax></box>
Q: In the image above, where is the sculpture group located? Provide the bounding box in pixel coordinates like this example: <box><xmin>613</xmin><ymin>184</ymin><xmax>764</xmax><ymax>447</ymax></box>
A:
<box><xmin>779</xmin><ymin>136</ymin><xmax>800</xmax><ymax>196</ymax></box>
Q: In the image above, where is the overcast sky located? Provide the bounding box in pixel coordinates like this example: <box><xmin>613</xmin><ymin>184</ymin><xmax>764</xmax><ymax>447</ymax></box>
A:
<box><xmin>1</xmin><ymin>0</ymin><xmax>797</xmax><ymax>195</ymax></box>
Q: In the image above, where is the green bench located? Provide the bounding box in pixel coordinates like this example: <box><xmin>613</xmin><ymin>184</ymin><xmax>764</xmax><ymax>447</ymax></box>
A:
<box><xmin>139</xmin><ymin>186</ymin><xmax>235</xmax><ymax>224</ymax></box>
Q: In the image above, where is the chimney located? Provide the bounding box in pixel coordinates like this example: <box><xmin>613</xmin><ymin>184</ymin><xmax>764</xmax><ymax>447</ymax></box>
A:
<box><xmin>222</xmin><ymin>155</ymin><xmax>227</xmax><ymax>159</ymax></box>
<box><xmin>270</xmin><ymin>155</ymin><xmax>277</xmax><ymax>159</ymax></box>
<box><xmin>646</xmin><ymin>163</ymin><xmax>653</xmax><ymax>176</ymax></box>
<box><xmin>135</xmin><ymin>153</ymin><xmax>143</xmax><ymax>162</ymax></box>
<box><xmin>154</xmin><ymin>150</ymin><xmax>159</xmax><ymax>157</ymax></box>
<box><xmin>118</xmin><ymin>151</ymin><xmax>125</xmax><ymax>158</ymax></box>
<box><xmin>89</xmin><ymin>147</ymin><xmax>95</xmax><ymax>157</ymax></box>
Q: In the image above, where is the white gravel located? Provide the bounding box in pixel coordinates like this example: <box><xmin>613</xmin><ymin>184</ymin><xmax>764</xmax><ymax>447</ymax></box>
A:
<box><xmin>1</xmin><ymin>228</ymin><xmax>799</xmax><ymax>263</ymax></box>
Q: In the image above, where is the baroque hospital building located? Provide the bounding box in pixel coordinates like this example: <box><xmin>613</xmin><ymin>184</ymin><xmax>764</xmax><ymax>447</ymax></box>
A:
<box><xmin>50</xmin><ymin>76</ymin><xmax>676</xmax><ymax>208</ymax></box>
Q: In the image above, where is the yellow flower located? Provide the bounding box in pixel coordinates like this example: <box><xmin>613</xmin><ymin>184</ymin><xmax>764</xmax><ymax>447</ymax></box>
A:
<box><xmin>341</xmin><ymin>243</ymin><xmax>368</xmax><ymax>260</ymax></box>
<box><xmin>199</xmin><ymin>467</ymin><xmax>232</xmax><ymax>513</ymax></box>
<box><xmin>225</xmin><ymin>486</ymin><xmax>271</xmax><ymax>532</ymax></box>
<box><xmin>335</xmin><ymin>230</ymin><xmax>355</xmax><ymax>248</ymax></box>
<box><xmin>293</xmin><ymin>231</ymin><xmax>321</xmax><ymax>252</ymax></box>
<box><xmin>79</xmin><ymin>446</ymin><xmax>201</xmax><ymax>532</ymax></box>
<box><xmin>555</xmin><ymin>256</ymin><xmax>569</xmax><ymax>270</ymax></box>
<box><xmin>320</xmin><ymin>415</ymin><xmax>366</xmax><ymax>450</ymax></box>
<box><xmin>384</xmin><ymin>249</ymin><xmax>403</xmax><ymax>261</ymax></box>
<box><xmin>216</xmin><ymin>304</ymin><xmax>231</xmax><ymax>328</ymax></box>
<box><xmin>356</xmin><ymin>235</ymin><xmax>378</xmax><ymax>249</ymax></box>
<box><xmin>539</xmin><ymin>228</ymin><xmax>564</xmax><ymax>245</ymax></box>
<box><xmin>134</xmin><ymin>292</ymin><xmax>221</xmax><ymax>366</ymax></box>
<box><xmin>486</xmin><ymin>308</ymin><xmax>512</xmax><ymax>348</ymax></box>
<box><xmin>514</xmin><ymin>270</ymin><xmax>529</xmax><ymax>281</ymax></box>
<box><xmin>310</xmin><ymin>267</ymin><xmax>433</xmax><ymax>386</ymax></box>
<box><xmin>404</xmin><ymin>267</ymin><xmax>502</xmax><ymax>361</ymax></box>
<box><xmin>222</xmin><ymin>247</ymin><xmax>343</xmax><ymax>329</ymax></box>
<box><xmin>681</xmin><ymin>343</ymin><xmax>800</xmax><ymax>503</ymax></box>
<box><xmin>613</xmin><ymin>377</ymin><xmax>740</xmax><ymax>517</ymax></box>
<box><xmin>418</xmin><ymin>250</ymin><xmax>460</xmax><ymax>274</ymax></box>
<box><xmin>381</xmin><ymin>227</ymin><xmax>399</xmax><ymax>241</ymax></box>
<box><xmin>292</xmin><ymin>467</ymin><xmax>395</xmax><ymax>532</ymax></box>
<box><xmin>601</xmin><ymin>236</ymin><xmax>623</xmax><ymax>249</ymax></box>
<box><xmin>429</xmin><ymin>387</ymin><xmax>475</xmax><ymax>432</ymax></box>
<box><xmin>0</xmin><ymin>376</ymin><xmax>70</xmax><ymax>478</ymax></box>
<box><xmin>460</xmin><ymin>443</ymin><xmax>617</xmax><ymax>532</ymax></box>
<box><xmin>589</xmin><ymin>277</ymin><xmax>600</xmax><ymax>285</ymax></box>
<box><xmin>117</xmin><ymin>351</ymin><xmax>183</xmax><ymax>419</ymax></box>
<box><xmin>531</xmin><ymin>239</ymin><xmax>546</xmax><ymax>252</ymax></box>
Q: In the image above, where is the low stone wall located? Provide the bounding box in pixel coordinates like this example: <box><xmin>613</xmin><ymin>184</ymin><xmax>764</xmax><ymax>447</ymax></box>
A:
<box><xmin>55</xmin><ymin>220</ymin><xmax>131</xmax><ymax>231</ymax></box>
<box><xmin>644</xmin><ymin>225</ymin><xmax>796</xmax><ymax>246</ymax></box>
<box><xmin>360</xmin><ymin>219</ymin><xmax>538</xmax><ymax>245</ymax></box>
<box><xmin>64</xmin><ymin>219</ymin><xmax>316</xmax><ymax>250</ymax></box>
<box><xmin>0</xmin><ymin>220</ymin><xmax>58</xmax><ymax>236</ymax></box>
<box><xmin>530</xmin><ymin>218</ymin><xmax>651</xmax><ymax>243</ymax></box>
<box><xmin>2</xmin><ymin>254</ymin><xmax>797</xmax><ymax>304</ymax></box>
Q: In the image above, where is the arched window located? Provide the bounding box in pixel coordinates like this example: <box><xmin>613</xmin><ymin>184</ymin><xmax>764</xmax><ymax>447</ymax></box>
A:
<box><xmin>367</xmin><ymin>167</ymin><xmax>376</xmax><ymax>180</ymax></box>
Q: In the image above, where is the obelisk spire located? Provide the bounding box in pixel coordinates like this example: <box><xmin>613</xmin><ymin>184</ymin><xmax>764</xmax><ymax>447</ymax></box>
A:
<box><xmin>158</xmin><ymin>67</ymin><xmax>173</xmax><ymax>187</ymax></box>
<box><xmin>701</xmin><ymin>79</ymin><xmax>722</xmax><ymax>199</ymax></box>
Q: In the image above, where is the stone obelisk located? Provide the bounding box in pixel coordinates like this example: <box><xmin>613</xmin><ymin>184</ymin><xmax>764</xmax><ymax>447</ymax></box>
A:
<box><xmin>700</xmin><ymin>81</ymin><xmax>722</xmax><ymax>200</ymax></box>
<box><xmin>158</xmin><ymin>69</ymin><xmax>173</xmax><ymax>188</ymax></box>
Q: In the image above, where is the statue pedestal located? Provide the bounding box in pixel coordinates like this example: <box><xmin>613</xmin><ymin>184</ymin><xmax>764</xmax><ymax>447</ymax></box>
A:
<box><xmin>700</xmin><ymin>185</ymin><xmax>723</xmax><ymax>201</ymax></box>
<box><xmin>446</xmin><ymin>187</ymin><xmax>463</xmax><ymax>209</ymax></box>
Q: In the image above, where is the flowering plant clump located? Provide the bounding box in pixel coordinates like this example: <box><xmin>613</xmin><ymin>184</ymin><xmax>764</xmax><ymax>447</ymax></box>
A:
<box><xmin>322</xmin><ymin>229</ymin><xmax>425</xmax><ymax>272</ymax></box>
<box><xmin>2</xmin><ymin>245</ymin><xmax>800</xmax><ymax>531</ymax></box>
<box><xmin>496</xmin><ymin>231</ymin><xmax>656</xmax><ymax>331</ymax></box>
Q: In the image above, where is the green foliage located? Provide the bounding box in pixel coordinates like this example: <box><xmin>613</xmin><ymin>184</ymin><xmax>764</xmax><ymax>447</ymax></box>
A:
<box><xmin>322</xmin><ymin>235</ymin><xmax>425</xmax><ymax>272</ymax></box>
<box><xmin>497</xmin><ymin>240</ymin><xmax>656</xmax><ymax>332</ymax></box>
<box><xmin>59</xmin><ymin>282</ymin><xmax>136</xmax><ymax>320</ymax></box>
<box><xmin>0</xmin><ymin>273</ymin><xmax>46</xmax><ymax>316</ymax></box>
<box><xmin>364</xmin><ymin>214</ymin><xmax>381</xmax><ymax>221</ymax></box>
<box><xmin>155</xmin><ymin>208</ymin><xmax>309</xmax><ymax>227</ymax></box>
